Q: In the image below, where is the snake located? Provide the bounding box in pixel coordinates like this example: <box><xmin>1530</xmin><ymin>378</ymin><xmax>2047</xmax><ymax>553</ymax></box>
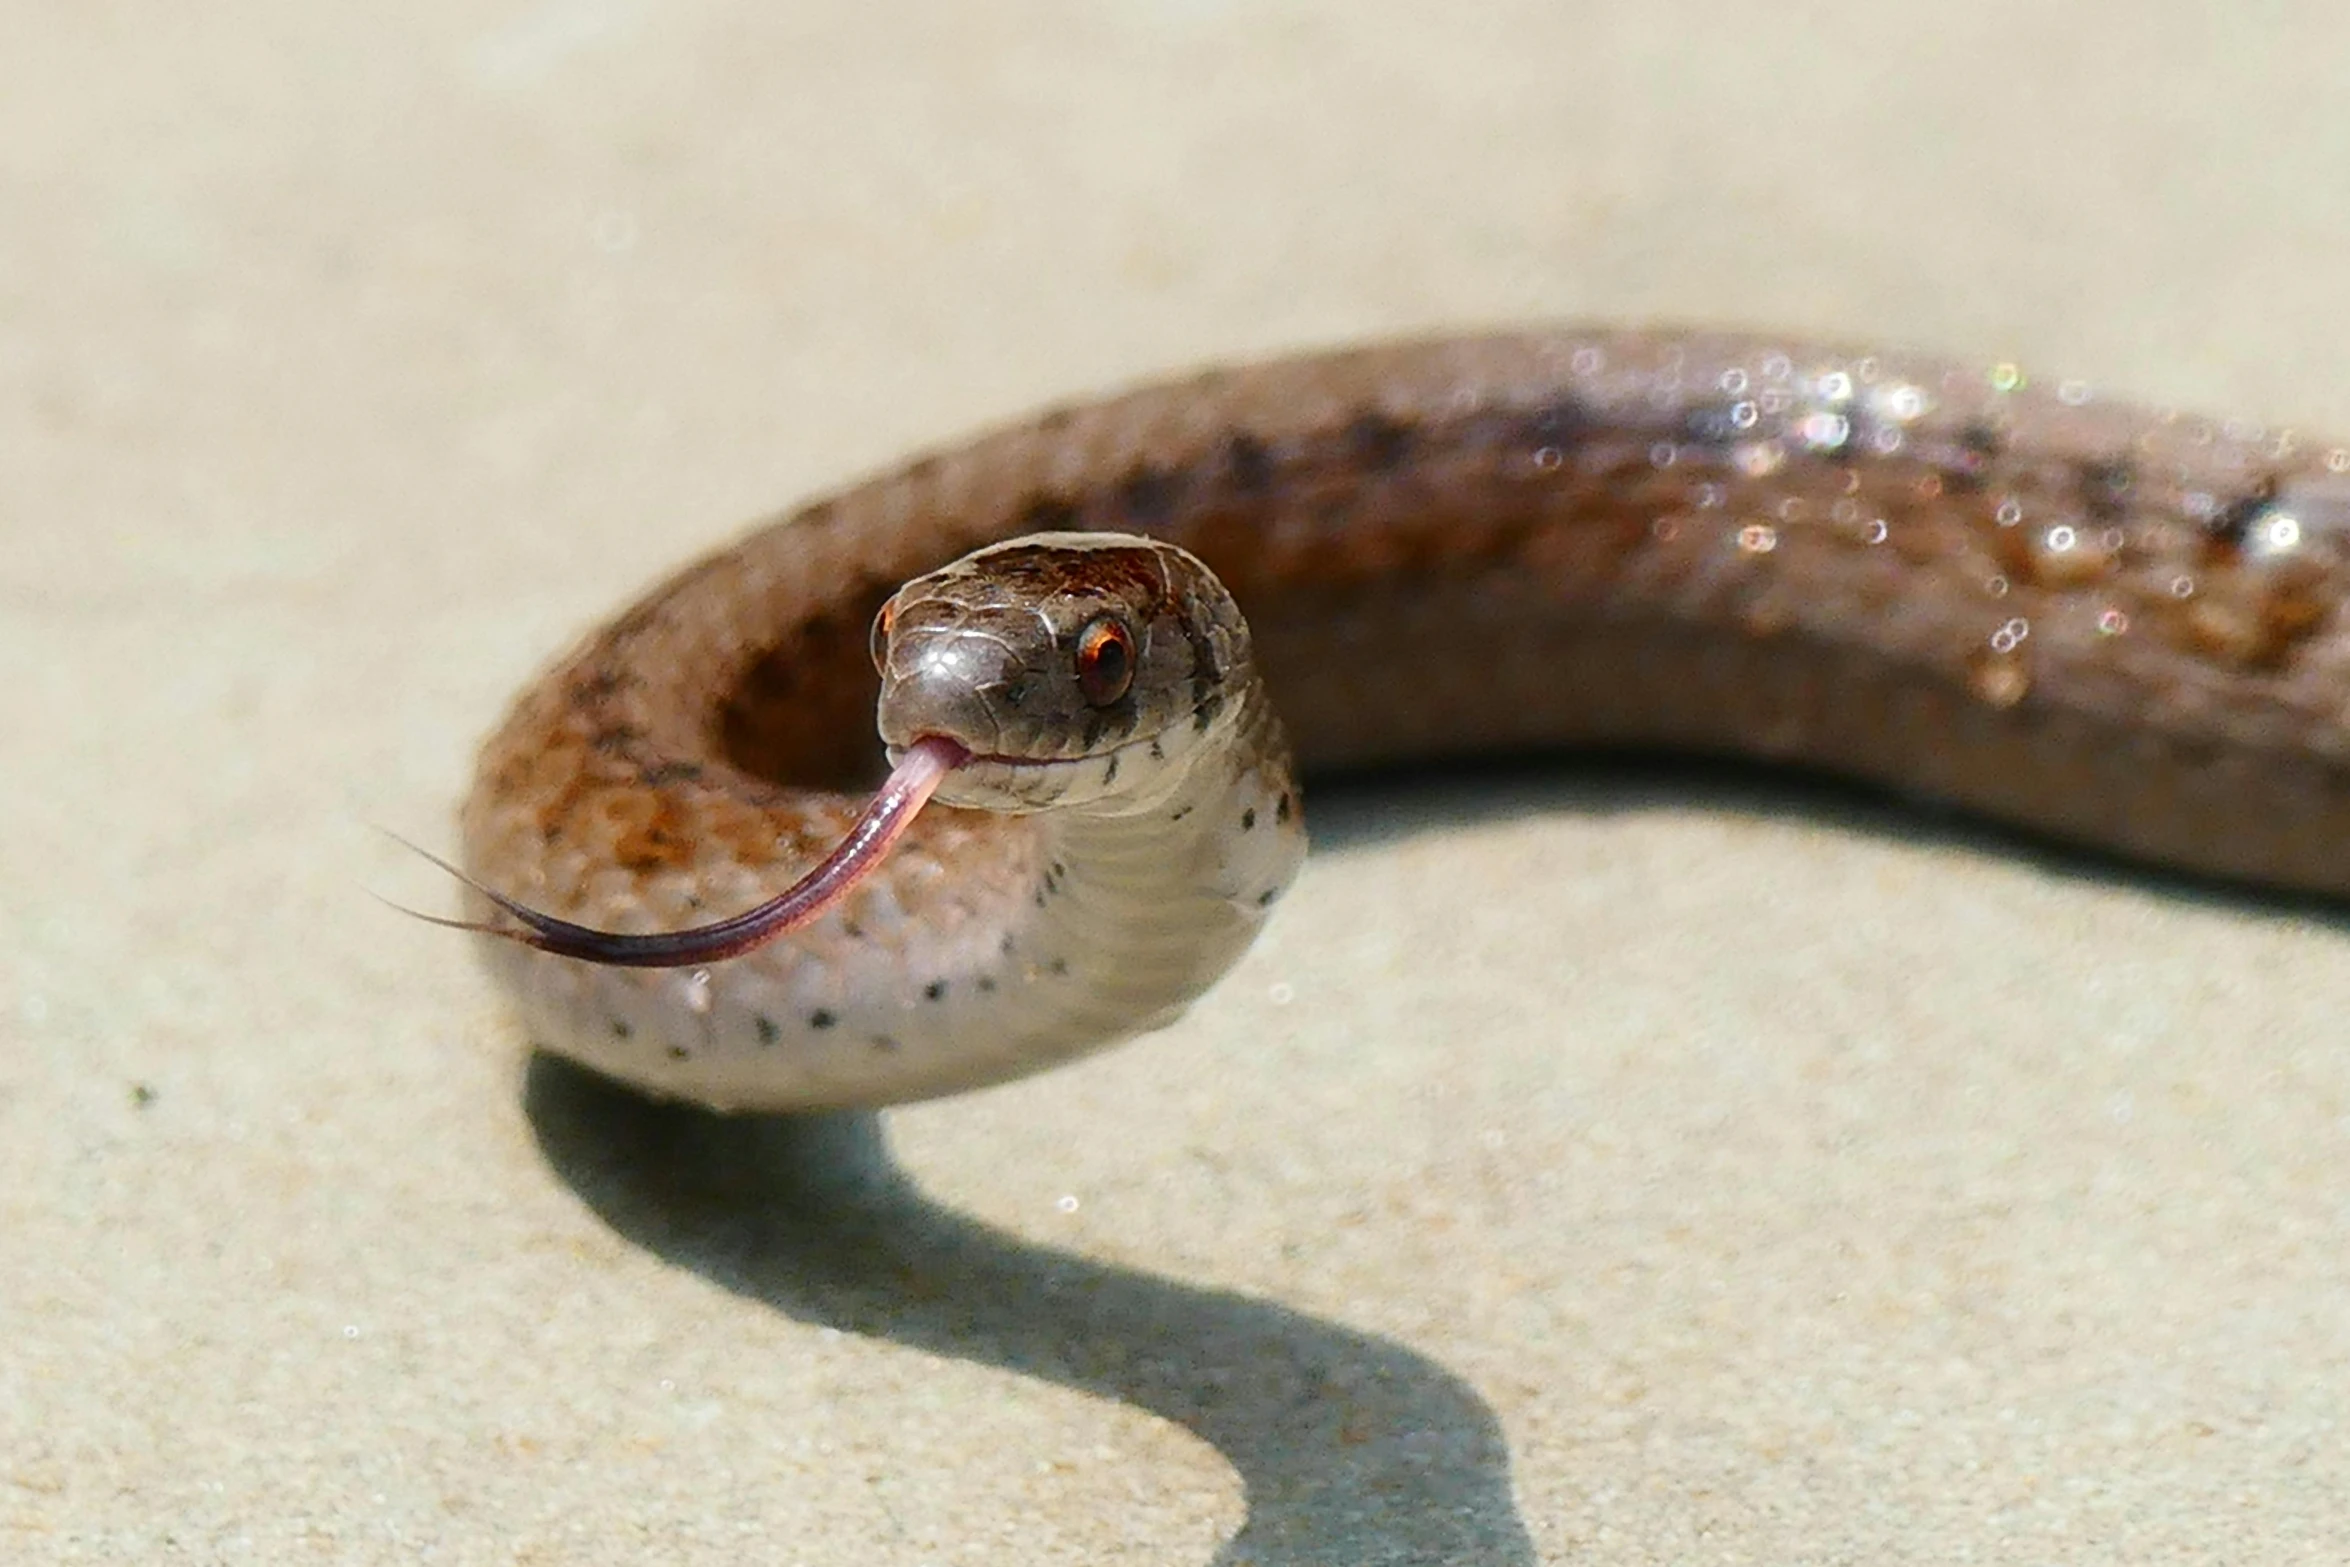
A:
<box><xmin>445</xmin><ymin>326</ymin><xmax>2350</xmax><ymax>1113</ymax></box>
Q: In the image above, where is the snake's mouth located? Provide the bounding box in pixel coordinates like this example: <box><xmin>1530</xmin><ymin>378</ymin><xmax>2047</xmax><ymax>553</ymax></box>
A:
<box><xmin>948</xmin><ymin>747</ymin><xmax>1050</xmax><ymax>768</ymax></box>
<box><xmin>883</xmin><ymin>738</ymin><xmax>1046</xmax><ymax>771</ymax></box>
<box><xmin>886</xmin><ymin>734</ymin><xmax>1118</xmax><ymax>782</ymax></box>
<box><xmin>886</xmin><ymin>713</ymin><xmax>1204</xmax><ymax>812</ymax></box>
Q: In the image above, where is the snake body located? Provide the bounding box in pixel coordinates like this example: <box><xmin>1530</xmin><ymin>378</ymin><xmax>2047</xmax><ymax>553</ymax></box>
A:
<box><xmin>460</xmin><ymin>327</ymin><xmax>2350</xmax><ymax>1111</ymax></box>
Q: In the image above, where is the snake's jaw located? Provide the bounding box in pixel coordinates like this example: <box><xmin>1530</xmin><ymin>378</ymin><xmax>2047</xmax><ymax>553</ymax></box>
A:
<box><xmin>891</xmin><ymin>698</ymin><xmax>1238</xmax><ymax>815</ymax></box>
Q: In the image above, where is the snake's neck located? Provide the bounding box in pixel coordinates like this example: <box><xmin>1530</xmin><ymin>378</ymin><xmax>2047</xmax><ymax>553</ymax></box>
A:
<box><xmin>994</xmin><ymin>689</ymin><xmax>1307</xmax><ymax>1067</ymax></box>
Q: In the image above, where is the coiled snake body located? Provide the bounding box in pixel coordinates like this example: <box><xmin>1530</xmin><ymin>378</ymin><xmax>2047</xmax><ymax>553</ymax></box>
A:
<box><xmin>456</xmin><ymin>328</ymin><xmax>2350</xmax><ymax>1111</ymax></box>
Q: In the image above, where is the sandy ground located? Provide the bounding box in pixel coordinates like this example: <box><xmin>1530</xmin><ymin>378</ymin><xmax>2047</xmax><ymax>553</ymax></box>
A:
<box><xmin>10</xmin><ymin>3</ymin><xmax>2350</xmax><ymax>1562</ymax></box>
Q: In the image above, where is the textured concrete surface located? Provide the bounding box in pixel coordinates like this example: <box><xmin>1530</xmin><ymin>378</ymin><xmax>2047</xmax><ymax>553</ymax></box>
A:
<box><xmin>9</xmin><ymin>3</ymin><xmax>2350</xmax><ymax>1562</ymax></box>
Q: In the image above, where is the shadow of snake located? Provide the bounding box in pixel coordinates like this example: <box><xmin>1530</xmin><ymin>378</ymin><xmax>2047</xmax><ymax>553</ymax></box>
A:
<box><xmin>525</xmin><ymin>1054</ymin><xmax>1538</xmax><ymax>1566</ymax></box>
<box><xmin>519</xmin><ymin>751</ymin><xmax>2332</xmax><ymax>1563</ymax></box>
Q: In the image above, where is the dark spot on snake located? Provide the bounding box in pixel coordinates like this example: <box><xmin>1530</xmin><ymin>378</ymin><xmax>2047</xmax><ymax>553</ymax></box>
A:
<box><xmin>905</xmin><ymin>455</ymin><xmax>940</xmax><ymax>482</ymax></box>
<box><xmin>1021</xmin><ymin>492</ymin><xmax>1082</xmax><ymax>532</ymax></box>
<box><xmin>667</xmin><ymin>1045</ymin><xmax>690</xmax><ymax>1062</ymax></box>
<box><xmin>1118</xmin><ymin>463</ymin><xmax>1183</xmax><ymax>525</ymax></box>
<box><xmin>1102</xmin><ymin>752</ymin><xmax>1119</xmax><ymax>786</ymax></box>
<box><xmin>1149</xmin><ymin>738</ymin><xmax>1165</xmax><ymax>761</ymax></box>
<box><xmin>1193</xmin><ymin>691</ymin><xmax>1225</xmax><ymax>731</ymax></box>
<box><xmin>755</xmin><ymin>1014</ymin><xmax>781</xmax><ymax>1046</ymax></box>
<box><xmin>2078</xmin><ymin>455</ymin><xmax>2135</xmax><ymax>522</ymax></box>
<box><xmin>1183</xmin><ymin>611</ymin><xmax>1227</xmax><ymax>687</ymax></box>
<box><xmin>1170</xmin><ymin>803</ymin><xmax>1193</xmax><ymax>822</ymax></box>
<box><xmin>1346</xmin><ymin>409</ymin><xmax>1414</xmax><ymax>470</ymax></box>
<box><xmin>130</xmin><ymin>1083</ymin><xmax>157</xmax><ymax>1108</ymax></box>
<box><xmin>1050</xmin><ymin>860</ymin><xmax>1066</xmax><ymax>881</ymax></box>
<box><xmin>1241</xmin><ymin>807</ymin><xmax>1257</xmax><ymax>831</ymax></box>
<box><xmin>923</xmin><ymin>980</ymin><xmax>947</xmax><ymax>1002</ymax></box>
<box><xmin>639</xmin><ymin>760</ymin><xmax>704</xmax><ymax>786</ymax></box>
<box><xmin>1038</xmin><ymin>407</ymin><xmax>1074</xmax><ymax>433</ymax></box>
<box><xmin>870</xmin><ymin>1035</ymin><xmax>900</xmax><ymax>1053</ymax></box>
<box><xmin>1944</xmin><ymin>421</ymin><xmax>2003</xmax><ymax>492</ymax></box>
<box><xmin>1526</xmin><ymin>394</ymin><xmax>1596</xmax><ymax>448</ymax></box>
<box><xmin>1275</xmin><ymin>792</ymin><xmax>1292</xmax><ymax>823</ymax></box>
<box><xmin>1256</xmin><ymin>888</ymin><xmax>1280</xmax><ymax>907</ymax></box>
<box><xmin>571</xmin><ymin>667</ymin><xmax>629</xmax><ymax>702</ymax></box>
<box><xmin>591</xmin><ymin>724</ymin><xmax>648</xmax><ymax>754</ymax></box>
<box><xmin>1048</xmin><ymin>957</ymin><xmax>1069</xmax><ymax>976</ymax></box>
<box><xmin>1681</xmin><ymin>404</ymin><xmax>1742</xmax><ymax>446</ymax></box>
<box><xmin>1000</xmin><ymin>934</ymin><xmax>1016</xmax><ymax>956</ymax></box>
<box><xmin>1034</xmin><ymin>889</ymin><xmax>1048</xmax><ymax>908</ymax></box>
<box><xmin>611</xmin><ymin>1019</ymin><xmax>632</xmax><ymax>1040</ymax></box>
<box><xmin>809</xmin><ymin>1009</ymin><xmax>837</xmax><ymax>1030</ymax></box>
<box><xmin>842</xmin><ymin>918</ymin><xmax>864</xmax><ymax>941</ymax></box>
<box><xmin>1224</xmin><ymin>430</ymin><xmax>1275</xmax><ymax>491</ymax></box>
<box><xmin>977</xmin><ymin>975</ymin><xmax>997</xmax><ymax>993</ymax></box>
<box><xmin>2207</xmin><ymin>474</ymin><xmax>2281</xmax><ymax>548</ymax></box>
<box><xmin>1081</xmin><ymin>710</ymin><xmax>1111</xmax><ymax>751</ymax></box>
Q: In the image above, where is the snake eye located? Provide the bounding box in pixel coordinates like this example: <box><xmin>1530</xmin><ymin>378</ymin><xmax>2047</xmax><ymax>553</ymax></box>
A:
<box><xmin>1073</xmin><ymin>614</ymin><xmax>1135</xmax><ymax>707</ymax></box>
<box><xmin>868</xmin><ymin>602</ymin><xmax>896</xmax><ymax>676</ymax></box>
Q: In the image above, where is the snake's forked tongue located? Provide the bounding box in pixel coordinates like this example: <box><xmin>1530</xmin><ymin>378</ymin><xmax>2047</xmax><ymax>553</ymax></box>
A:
<box><xmin>398</xmin><ymin>735</ymin><xmax>970</xmax><ymax>968</ymax></box>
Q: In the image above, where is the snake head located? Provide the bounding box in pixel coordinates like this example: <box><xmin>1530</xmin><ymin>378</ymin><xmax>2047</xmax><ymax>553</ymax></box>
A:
<box><xmin>872</xmin><ymin>531</ymin><xmax>1253</xmax><ymax>813</ymax></box>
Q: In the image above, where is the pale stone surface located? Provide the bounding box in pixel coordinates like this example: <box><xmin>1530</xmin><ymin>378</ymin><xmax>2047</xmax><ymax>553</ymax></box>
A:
<box><xmin>8</xmin><ymin>4</ymin><xmax>2350</xmax><ymax>1561</ymax></box>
